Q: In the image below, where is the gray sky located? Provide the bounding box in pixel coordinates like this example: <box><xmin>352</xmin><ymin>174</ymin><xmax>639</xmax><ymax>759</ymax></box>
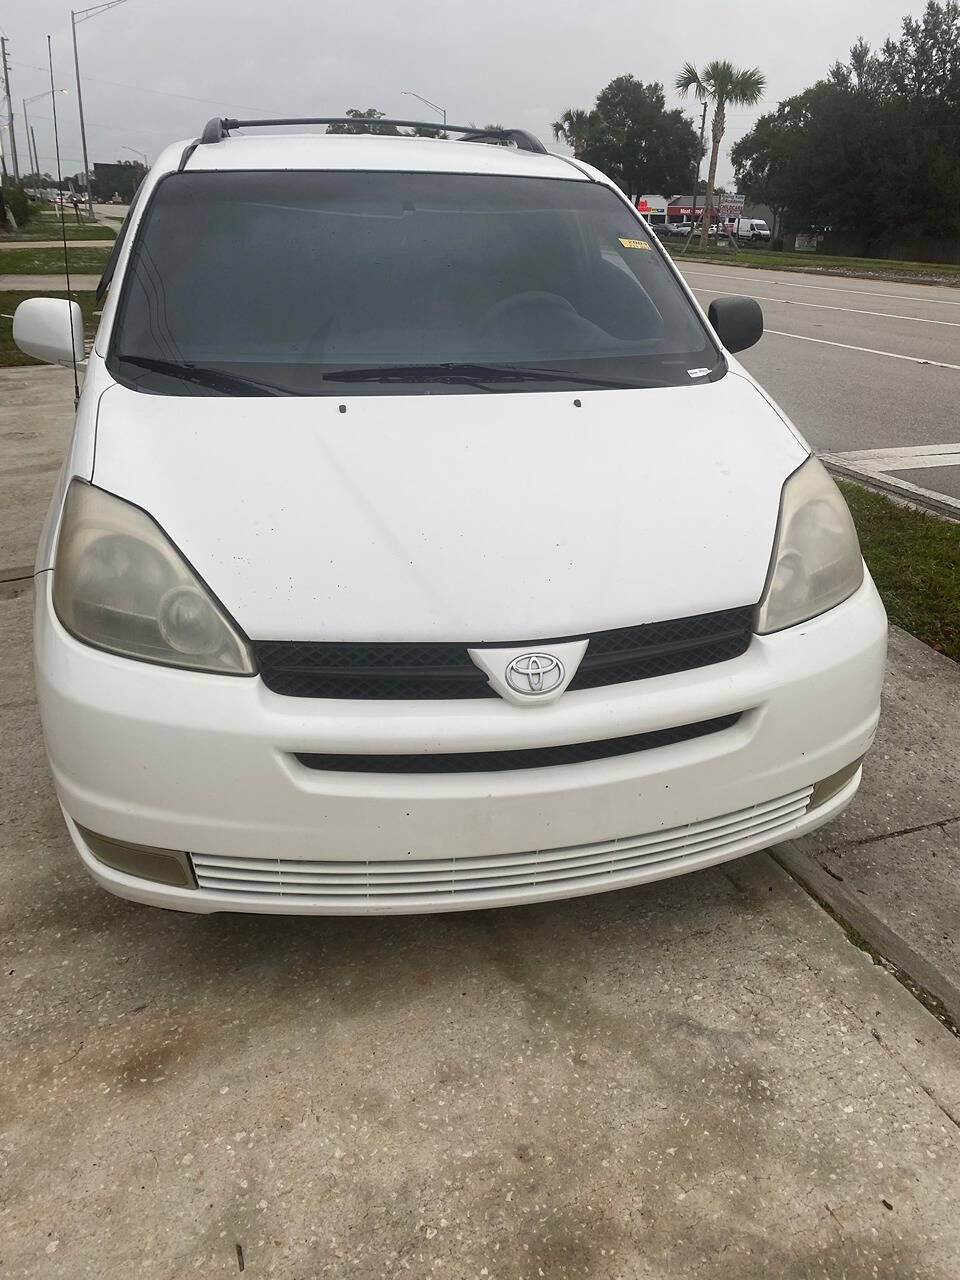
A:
<box><xmin>1</xmin><ymin>0</ymin><xmax>929</xmax><ymax>189</ymax></box>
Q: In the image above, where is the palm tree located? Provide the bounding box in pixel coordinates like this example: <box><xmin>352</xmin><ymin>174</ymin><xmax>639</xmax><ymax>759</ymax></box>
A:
<box><xmin>675</xmin><ymin>60</ymin><xmax>765</xmax><ymax>248</ymax></box>
<box><xmin>551</xmin><ymin>109</ymin><xmax>596</xmax><ymax>158</ymax></box>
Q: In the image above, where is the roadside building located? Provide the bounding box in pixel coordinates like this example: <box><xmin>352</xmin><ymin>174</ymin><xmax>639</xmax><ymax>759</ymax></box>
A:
<box><xmin>635</xmin><ymin>194</ymin><xmax>668</xmax><ymax>224</ymax></box>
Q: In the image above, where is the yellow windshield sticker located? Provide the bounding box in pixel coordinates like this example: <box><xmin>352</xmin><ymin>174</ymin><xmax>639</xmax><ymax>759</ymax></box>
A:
<box><xmin>619</xmin><ymin>237</ymin><xmax>651</xmax><ymax>250</ymax></box>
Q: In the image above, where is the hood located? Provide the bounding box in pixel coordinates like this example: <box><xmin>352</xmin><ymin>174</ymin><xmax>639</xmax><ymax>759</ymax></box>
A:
<box><xmin>91</xmin><ymin>373</ymin><xmax>806</xmax><ymax>642</ymax></box>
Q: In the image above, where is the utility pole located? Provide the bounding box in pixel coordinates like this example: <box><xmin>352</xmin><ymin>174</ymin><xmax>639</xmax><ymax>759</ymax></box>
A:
<box><xmin>72</xmin><ymin>2</ymin><xmax>133</xmax><ymax>219</ymax></box>
<box><xmin>71</xmin><ymin>10</ymin><xmax>93</xmax><ymax>217</ymax></box>
<box><xmin>1</xmin><ymin>38</ymin><xmax>19</xmax><ymax>181</ymax></box>
<box><xmin>681</xmin><ymin>102</ymin><xmax>708</xmax><ymax>257</ymax></box>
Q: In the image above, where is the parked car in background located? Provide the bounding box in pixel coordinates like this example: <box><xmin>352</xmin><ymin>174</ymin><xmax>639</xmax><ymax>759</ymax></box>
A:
<box><xmin>729</xmin><ymin>217</ymin><xmax>772</xmax><ymax>243</ymax></box>
<box><xmin>15</xmin><ymin>117</ymin><xmax>885</xmax><ymax>916</ymax></box>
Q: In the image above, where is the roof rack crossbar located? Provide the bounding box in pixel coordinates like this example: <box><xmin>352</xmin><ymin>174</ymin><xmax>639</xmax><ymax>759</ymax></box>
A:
<box><xmin>197</xmin><ymin>117</ymin><xmax>548</xmax><ymax>154</ymax></box>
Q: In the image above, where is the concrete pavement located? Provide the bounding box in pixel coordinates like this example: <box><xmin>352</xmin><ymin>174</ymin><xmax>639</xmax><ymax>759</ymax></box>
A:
<box><xmin>0</xmin><ymin>242</ymin><xmax>113</xmax><ymax>251</ymax></box>
<box><xmin>678</xmin><ymin>260</ymin><xmax>960</xmax><ymax>512</ymax></box>
<box><xmin>0</xmin><ymin>275</ymin><xmax>101</xmax><ymax>292</ymax></box>
<box><xmin>2</xmin><ymin>364</ymin><xmax>960</xmax><ymax>1277</ymax></box>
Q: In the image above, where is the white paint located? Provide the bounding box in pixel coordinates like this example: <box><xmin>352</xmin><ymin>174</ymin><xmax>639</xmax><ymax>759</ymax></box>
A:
<box><xmin>88</xmin><ymin>373</ymin><xmax>806</xmax><ymax>641</ymax></box>
<box><xmin>821</xmin><ymin>444</ymin><xmax>960</xmax><ymax>514</ymax></box>
<box><xmin>823</xmin><ymin>458</ymin><xmax>960</xmax><ymax>514</ymax></box>
<box><xmin>690</xmin><ymin>285</ymin><xmax>960</xmax><ymax>329</ymax></box>
<box><xmin>763</xmin><ymin>329</ymin><xmax>960</xmax><ymax>372</ymax></box>
<box><xmin>680</xmin><ymin>267</ymin><xmax>960</xmax><ymax>308</ymax></box>
<box><xmin>827</xmin><ymin>443</ymin><xmax>960</xmax><ymax>471</ymax></box>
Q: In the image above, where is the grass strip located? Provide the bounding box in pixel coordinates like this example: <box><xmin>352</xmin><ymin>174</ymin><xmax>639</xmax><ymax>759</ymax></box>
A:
<box><xmin>0</xmin><ymin>246</ymin><xmax>111</xmax><ymax>274</ymax></box>
<box><xmin>0</xmin><ymin>221</ymin><xmax>116</xmax><ymax>242</ymax></box>
<box><xmin>667</xmin><ymin>244</ymin><xmax>960</xmax><ymax>286</ymax></box>
<box><xmin>839</xmin><ymin>480</ymin><xmax>960</xmax><ymax>662</ymax></box>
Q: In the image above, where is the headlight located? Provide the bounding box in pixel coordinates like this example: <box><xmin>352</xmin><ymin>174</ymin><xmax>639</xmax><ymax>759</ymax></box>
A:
<box><xmin>53</xmin><ymin>480</ymin><xmax>256</xmax><ymax>674</ymax></box>
<box><xmin>756</xmin><ymin>457</ymin><xmax>863</xmax><ymax>634</ymax></box>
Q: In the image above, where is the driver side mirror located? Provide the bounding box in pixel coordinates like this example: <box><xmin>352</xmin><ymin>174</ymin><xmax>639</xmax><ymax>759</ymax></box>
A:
<box><xmin>707</xmin><ymin>295</ymin><xmax>763</xmax><ymax>354</ymax></box>
<box><xmin>13</xmin><ymin>297</ymin><xmax>84</xmax><ymax>367</ymax></box>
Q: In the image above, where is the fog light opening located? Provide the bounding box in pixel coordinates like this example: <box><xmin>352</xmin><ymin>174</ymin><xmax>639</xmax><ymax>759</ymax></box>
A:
<box><xmin>810</xmin><ymin>757</ymin><xmax>864</xmax><ymax>810</ymax></box>
<box><xmin>77</xmin><ymin>825</ymin><xmax>197</xmax><ymax>889</ymax></box>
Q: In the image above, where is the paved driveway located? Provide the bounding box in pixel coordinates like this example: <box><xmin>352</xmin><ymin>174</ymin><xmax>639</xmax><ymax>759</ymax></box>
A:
<box><xmin>2</xmin><ymin>369</ymin><xmax>960</xmax><ymax>1278</ymax></box>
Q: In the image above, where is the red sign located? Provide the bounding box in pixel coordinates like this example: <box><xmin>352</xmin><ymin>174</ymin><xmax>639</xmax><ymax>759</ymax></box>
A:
<box><xmin>636</xmin><ymin>199</ymin><xmax>650</xmax><ymax>211</ymax></box>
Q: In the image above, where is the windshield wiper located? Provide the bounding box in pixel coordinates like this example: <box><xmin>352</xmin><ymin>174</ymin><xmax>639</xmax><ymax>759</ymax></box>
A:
<box><xmin>320</xmin><ymin>363</ymin><xmax>644</xmax><ymax>390</ymax></box>
<box><xmin>117</xmin><ymin>355</ymin><xmax>296</xmax><ymax>397</ymax></box>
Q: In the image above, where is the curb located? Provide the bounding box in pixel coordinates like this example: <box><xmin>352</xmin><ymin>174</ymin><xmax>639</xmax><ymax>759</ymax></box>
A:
<box><xmin>773</xmin><ymin>841</ymin><xmax>960</xmax><ymax>1033</ymax></box>
<box><xmin>823</xmin><ymin>460</ymin><xmax>960</xmax><ymax>523</ymax></box>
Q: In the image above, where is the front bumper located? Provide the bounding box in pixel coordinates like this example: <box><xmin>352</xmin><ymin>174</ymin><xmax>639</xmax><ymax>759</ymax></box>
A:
<box><xmin>35</xmin><ymin>573</ymin><xmax>887</xmax><ymax>914</ymax></box>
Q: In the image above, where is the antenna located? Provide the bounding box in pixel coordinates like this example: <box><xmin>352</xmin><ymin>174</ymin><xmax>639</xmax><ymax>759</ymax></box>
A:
<box><xmin>47</xmin><ymin>35</ymin><xmax>80</xmax><ymax>406</ymax></box>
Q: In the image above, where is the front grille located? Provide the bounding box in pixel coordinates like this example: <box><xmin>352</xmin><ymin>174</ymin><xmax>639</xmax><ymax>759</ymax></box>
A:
<box><xmin>254</xmin><ymin>606</ymin><xmax>754</xmax><ymax>700</ymax></box>
<box><xmin>294</xmin><ymin>713</ymin><xmax>740</xmax><ymax>774</ymax></box>
<box><xmin>190</xmin><ymin>786</ymin><xmax>813</xmax><ymax>908</ymax></box>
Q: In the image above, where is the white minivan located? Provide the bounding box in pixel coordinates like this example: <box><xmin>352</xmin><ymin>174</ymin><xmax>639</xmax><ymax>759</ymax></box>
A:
<box><xmin>17</xmin><ymin>118</ymin><xmax>886</xmax><ymax>915</ymax></box>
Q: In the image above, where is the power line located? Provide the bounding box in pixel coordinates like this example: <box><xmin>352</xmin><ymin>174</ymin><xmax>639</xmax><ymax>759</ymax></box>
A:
<box><xmin>11</xmin><ymin>59</ymin><xmax>279</xmax><ymax>114</ymax></box>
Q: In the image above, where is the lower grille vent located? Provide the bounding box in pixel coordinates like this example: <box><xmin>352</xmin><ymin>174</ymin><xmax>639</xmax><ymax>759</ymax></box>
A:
<box><xmin>294</xmin><ymin>713</ymin><xmax>740</xmax><ymax>774</ymax></box>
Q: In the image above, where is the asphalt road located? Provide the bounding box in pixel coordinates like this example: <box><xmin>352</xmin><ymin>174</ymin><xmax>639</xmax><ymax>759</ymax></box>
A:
<box><xmin>678</xmin><ymin>260</ymin><xmax>960</xmax><ymax>509</ymax></box>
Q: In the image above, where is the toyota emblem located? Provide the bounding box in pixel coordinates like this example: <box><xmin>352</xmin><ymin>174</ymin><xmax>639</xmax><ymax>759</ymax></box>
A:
<box><xmin>505</xmin><ymin>652</ymin><xmax>565</xmax><ymax>696</ymax></box>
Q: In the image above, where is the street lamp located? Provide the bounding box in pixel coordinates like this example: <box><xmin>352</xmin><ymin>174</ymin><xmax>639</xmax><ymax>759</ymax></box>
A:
<box><xmin>122</xmin><ymin>145</ymin><xmax>147</xmax><ymax>165</ymax></box>
<box><xmin>23</xmin><ymin>88</ymin><xmax>68</xmax><ymax>183</ymax></box>
<box><xmin>400</xmin><ymin>90</ymin><xmax>447</xmax><ymax>128</ymax></box>
<box><xmin>72</xmin><ymin>0</ymin><xmax>133</xmax><ymax>216</ymax></box>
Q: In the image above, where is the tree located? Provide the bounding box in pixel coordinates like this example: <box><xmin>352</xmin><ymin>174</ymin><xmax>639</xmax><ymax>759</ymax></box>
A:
<box><xmin>554</xmin><ymin>76</ymin><xmax>700</xmax><ymax>200</ymax></box>
<box><xmin>730</xmin><ymin>103</ymin><xmax>804</xmax><ymax>238</ymax></box>
<box><xmin>551</xmin><ymin>109</ymin><xmax>596</xmax><ymax>157</ymax></box>
<box><xmin>675</xmin><ymin>60</ymin><xmax>765</xmax><ymax>247</ymax></box>
<box><xmin>327</xmin><ymin>108</ymin><xmax>400</xmax><ymax>136</ymax></box>
<box><xmin>729</xmin><ymin>4</ymin><xmax>960</xmax><ymax>255</ymax></box>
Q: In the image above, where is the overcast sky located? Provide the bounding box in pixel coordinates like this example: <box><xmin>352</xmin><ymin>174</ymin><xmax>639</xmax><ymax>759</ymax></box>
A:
<box><xmin>1</xmin><ymin>0</ymin><xmax>929</xmax><ymax>190</ymax></box>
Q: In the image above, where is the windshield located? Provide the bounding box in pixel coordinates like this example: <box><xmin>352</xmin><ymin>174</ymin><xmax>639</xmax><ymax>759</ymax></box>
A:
<box><xmin>108</xmin><ymin>170</ymin><xmax>722</xmax><ymax>396</ymax></box>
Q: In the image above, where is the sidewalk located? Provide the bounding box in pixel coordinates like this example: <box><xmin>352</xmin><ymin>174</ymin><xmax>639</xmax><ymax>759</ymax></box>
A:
<box><xmin>780</xmin><ymin>626</ymin><xmax>960</xmax><ymax>1024</ymax></box>
<box><xmin>0</xmin><ymin>241</ymin><xmax>112</xmax><ymax>251</ymax></box>
<box><xmin>0</xmin><ymin>274</ymin><xmax>101</xmax><ymax>291</ymax></box>
<box><xmin>2</xmin><ymin>364</ymin><xmax>960</xmax><ymax>1275</ymax></box>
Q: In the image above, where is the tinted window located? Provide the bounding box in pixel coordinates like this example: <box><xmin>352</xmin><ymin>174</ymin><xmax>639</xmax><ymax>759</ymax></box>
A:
<box><xmin>109</xmin><ymin>169</ymin><xmax>722</xmax><ymax>396</ymax></box>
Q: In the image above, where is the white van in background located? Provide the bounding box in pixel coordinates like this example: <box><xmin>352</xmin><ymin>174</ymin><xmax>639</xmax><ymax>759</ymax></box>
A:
<box><xmin>728</xmin><ymin>217</ymin><xmax>772</xmax><ymax>243</ymax></box>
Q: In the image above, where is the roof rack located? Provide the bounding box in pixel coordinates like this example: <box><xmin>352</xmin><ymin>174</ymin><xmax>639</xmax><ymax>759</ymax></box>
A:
<box><xmin>197</xmin><ymin>117</ymin><xmax>548</xmax><ymax>154</ymax></box>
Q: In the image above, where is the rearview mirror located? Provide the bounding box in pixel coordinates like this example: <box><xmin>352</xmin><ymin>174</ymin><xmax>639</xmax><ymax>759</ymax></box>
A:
<box><xmin>707</xmin><ymin>296</ymin><xmax>763</xmax><ymax>354</ymax></box>
<box><xmin>13</xmin><ymin>297</ymin><xmax>84</xmax><ymax>367</ymax></box>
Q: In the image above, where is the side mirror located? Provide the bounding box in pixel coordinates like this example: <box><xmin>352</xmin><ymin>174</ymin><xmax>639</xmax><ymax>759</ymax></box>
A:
<box><xmin>13</xmin><ymin>297</ymin><xmax>84</xmax><ymax>367</ymax></box>
<box><xmin>707</xmin><ymin>295</ymin><xmax>763</xmax><ymax>354</ymax></box>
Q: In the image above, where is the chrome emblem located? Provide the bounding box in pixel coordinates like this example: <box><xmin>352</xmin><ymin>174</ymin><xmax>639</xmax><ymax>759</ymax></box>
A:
<box><xmin>505</xmin><ymin>652</ymin><xmax>565</xmax><ymax>696</ymax></box>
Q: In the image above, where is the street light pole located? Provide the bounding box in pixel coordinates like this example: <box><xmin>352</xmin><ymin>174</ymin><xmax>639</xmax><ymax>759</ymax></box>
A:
<box><xmin>71</xmin><ymin>0</ymin><xmax>132</xmax><ymax>218</ymax></box>
<box><xmin>400</xmin><ymin>90</ymin><xmax>447</xmax><ymax>128</ymax></box>
<box><xmin>122</xmin><ymin>144</ymin><xmax>147</xmax><ymax>164</ymax></box>
<box><xmin>1</xmin><ymin>37</ymin><xmax>19</xmax><ymax>181</ymax></box>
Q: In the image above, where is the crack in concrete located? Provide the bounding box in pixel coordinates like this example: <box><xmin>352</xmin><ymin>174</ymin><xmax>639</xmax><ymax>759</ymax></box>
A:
<box><xmin>817</xmin><ymin>816</ymin><xmax>960</xmax><ymax>861</ymax></box>
<box><xmin>917</xmin><ymin>1081</ymin><xmax>960</xmax><ymax>1134</ymax></box>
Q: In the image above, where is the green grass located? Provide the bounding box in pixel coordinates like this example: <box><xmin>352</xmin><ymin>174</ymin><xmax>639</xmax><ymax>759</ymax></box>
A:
<box><xmin>667</xmin><ymin>243</ymin><xmax>960</xmax><ymax>285</ymax></box>
<box><xmin>0</xmin><ymin>246</ymin><xmax>111</xmax><ymax>274</ymax></box>
<box><xmin>1</xmin><ymin>219</ymin><xmax>116</xmax><ymax>242</ymax></box>
<box><xmin>0</xmin><ymin>290</ymin><xmax>99</xmax><ymax>367</ymax></box>
<box><xmin>839</xmin><ymin>480</ymin><xmax>960</xmax><ymax>662</ymax></box>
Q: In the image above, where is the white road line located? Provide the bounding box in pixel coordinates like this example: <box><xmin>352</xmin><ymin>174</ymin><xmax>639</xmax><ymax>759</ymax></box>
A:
<box><xmin>830</xmin><ymin>443</ymin><xmax>960</xmax><ymax>470</ymax></box>
<box><xmin>690</xmin><ymin>285</ymin><xmax>960</xmax><ymax>328</ymax></box>
<box><xmin>680</xmin><ymin>267</ymin><xmax>960</xmax><ymax>307</ymax></box>
<box><xmin>821</xmin><ymin>453</ymin><xmax>960</xmax><ymax>514</ymax></box>
<box><xmin>763</xmin><ymin>329</ymin><xmax>960</xmax><ymax>371</ymax></box>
